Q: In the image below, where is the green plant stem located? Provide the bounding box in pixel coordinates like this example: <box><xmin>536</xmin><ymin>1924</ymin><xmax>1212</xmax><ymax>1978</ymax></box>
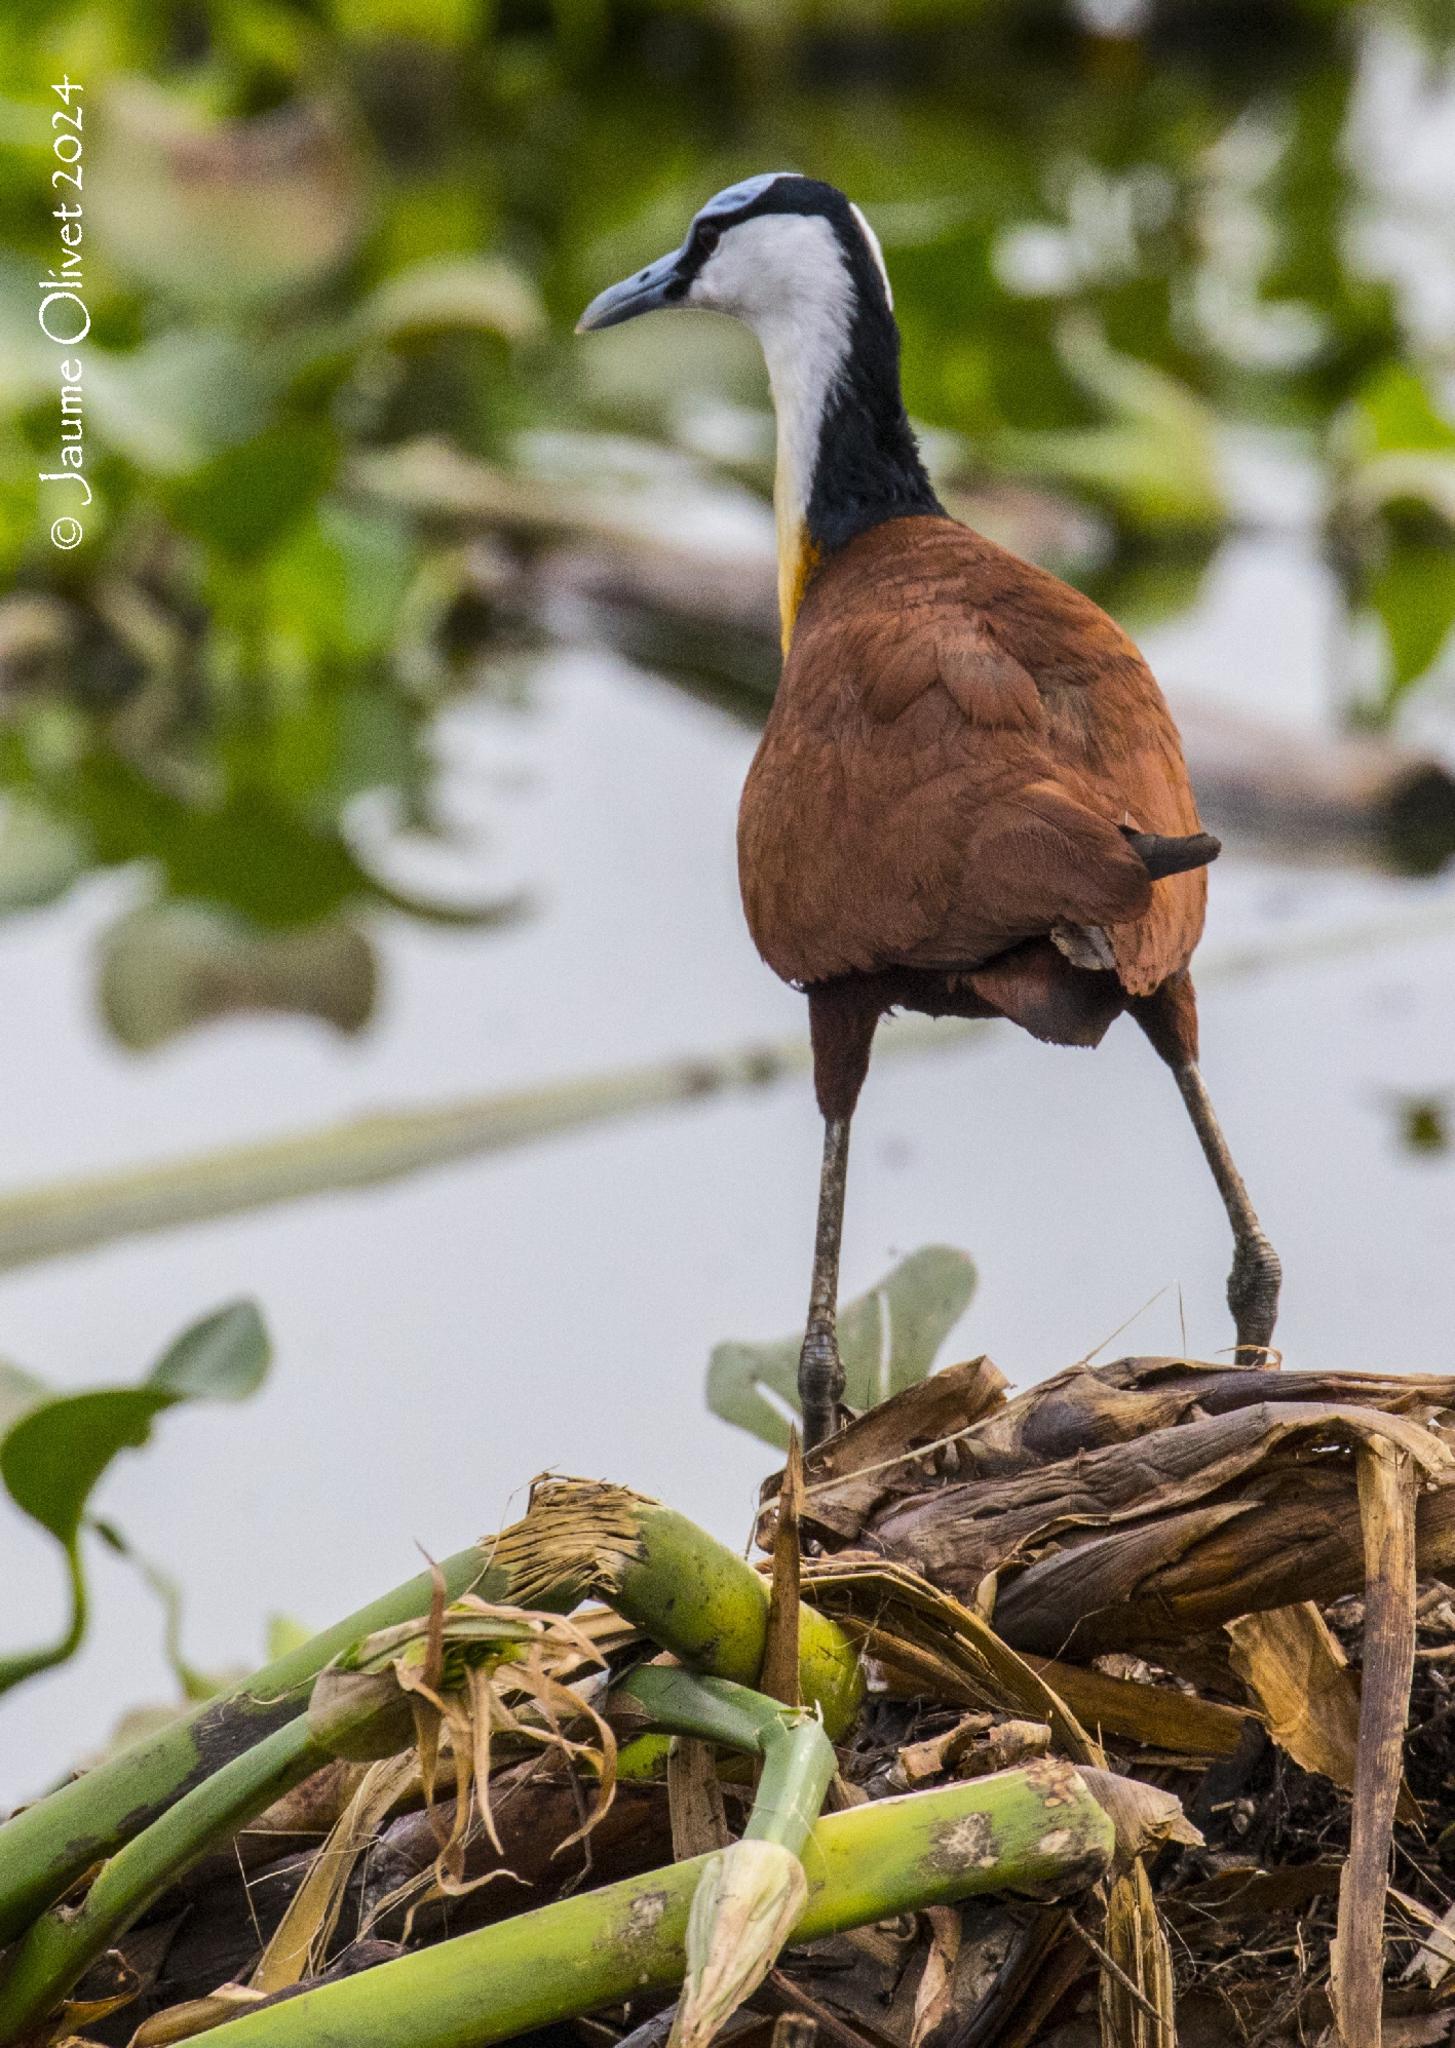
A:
<box><xmin>0</xmin><ymin>1622</ymin><xmax>456</xmax><ymax>2043</ymax></box>
<box><xmin>537</xmin><ymin>1490</ymin><xmax>865</xmax><ymax>1738</ymax></box>
<box><xmin>0</xmin><ymin>1541</ymin><xmax>514</xmax><ymax>1945</ymax></box>
<box><xmin>0</xmin><ymin>1486</ymin><xmax>860</xmax><ymax>1948</ymax></box>
<box><xmin>618</xmin><ymin>1668</ymin><xmax>836</xmax><ymax>1854</ymax></box>
<box><xmin>197</xmin><ymin>1765</ymin><xmax>1115</xmax><ymax>2048</ymax></box>
<box><xmin>0</xmin><ymin>1538</ymin><xmax>86</xmax><ymax>1695</ymax></box>
<box><xmin>0</xmin><ymin>1719</ymin><xmax>320</xmax><ymax>2043</ymax></box>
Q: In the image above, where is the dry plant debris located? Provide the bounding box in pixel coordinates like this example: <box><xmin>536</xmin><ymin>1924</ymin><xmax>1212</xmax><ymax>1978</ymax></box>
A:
<box><xmin>28</xmin><ymin>1351</ymin><xmax>1455</xmax><ymax>2048</ymax></box>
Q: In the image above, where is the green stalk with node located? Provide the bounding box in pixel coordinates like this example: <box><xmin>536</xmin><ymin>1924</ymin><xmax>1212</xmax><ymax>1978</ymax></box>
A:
<box><xmin>173</xmin><ymin>1761</ymin><xmax>1115</xmax><ymax>2048</ymax></box>
<box><xmin>616</xmin><ymin>1667</ymin><xmax>839</xmax><ymax>2048</ymax></box>
<box><xmin>0</xmin><ymin>1539</ymin><xmax>512</xmax><ymax>1947</ymax></box>
<box><xmin>0</xmin><ymin>1481</ymin><xmax>861</xmax><ymax>2040</ymax></box>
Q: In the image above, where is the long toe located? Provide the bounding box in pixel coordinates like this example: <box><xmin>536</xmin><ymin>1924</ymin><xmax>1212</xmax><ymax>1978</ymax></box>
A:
<box><xmin>1229</xmin><ymin>1231</ymin><xmax>1282</xmax><ymax>1359</ymax></box>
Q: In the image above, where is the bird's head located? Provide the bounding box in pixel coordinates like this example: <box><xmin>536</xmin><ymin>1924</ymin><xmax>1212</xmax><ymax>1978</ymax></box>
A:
<box><xmin>575</xmin><ymin>172</ymin><xmax>894</xmax><ymax>345</ymax></box>
<box><xmin>579</xmin><ymin>174</ymin><xmax>936</xmax><ymax>648</ymax></box>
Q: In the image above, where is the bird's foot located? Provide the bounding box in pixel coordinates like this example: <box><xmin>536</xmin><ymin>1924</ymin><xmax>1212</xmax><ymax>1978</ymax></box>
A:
<box><xmin>799</xmin><ymin>1322</ymin><xmax>845</xmax><ymax>1453</ymax></box>
<box><xmin>1228</xmin><ymin>1230</ymin><xmax>1282</xmax><ymax>1363</ymax></box>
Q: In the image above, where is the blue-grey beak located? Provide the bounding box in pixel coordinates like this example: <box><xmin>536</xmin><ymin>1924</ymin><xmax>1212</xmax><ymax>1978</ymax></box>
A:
<box><xmin>576</xmin><ymin>247</ymin><xmax>685</xmax><ymax>334</ymax></box>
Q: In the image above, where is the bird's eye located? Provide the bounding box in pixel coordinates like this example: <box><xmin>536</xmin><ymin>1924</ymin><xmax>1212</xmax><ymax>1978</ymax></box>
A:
<box><xmin>696</xmin><ymin>224</ymin><xmax>721</xmax><ymax>258</ymax></box>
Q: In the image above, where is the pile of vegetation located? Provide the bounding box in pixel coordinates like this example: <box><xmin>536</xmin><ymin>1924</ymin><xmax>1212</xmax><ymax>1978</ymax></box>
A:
<box><xmin>4</xmin><ymin>1301</ymin><xmax>1454</xmax><ymax>2048</ymax></box>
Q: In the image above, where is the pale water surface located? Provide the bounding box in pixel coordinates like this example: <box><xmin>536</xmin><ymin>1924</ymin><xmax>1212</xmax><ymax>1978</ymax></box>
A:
<box><xmin>2</xmin><ymin>491</ymin><xmax>1454</xmax><ymax>1801</ymax></box>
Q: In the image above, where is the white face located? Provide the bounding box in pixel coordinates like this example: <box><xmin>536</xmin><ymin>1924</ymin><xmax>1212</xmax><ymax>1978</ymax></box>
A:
<box><xmin>688</xmin><ymin>211</ymin><xmax>853</xmax><ymax>336</ymax></box>
<box><xmin>687</xmin><ymin>215</ymin><xmax>858</xmax><ymax>562</ymax></box>
<box><xmin>685</xmin><ymin>204</ymin><xmax>892</xmax><ymax>337</ymax></box>
<box><xmin>575</xmin><ymin>179</ymin><xmax>899</xmax><ymax>642</ymax></box>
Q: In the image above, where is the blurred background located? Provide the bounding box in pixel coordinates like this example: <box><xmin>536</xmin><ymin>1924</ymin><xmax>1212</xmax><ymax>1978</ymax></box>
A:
<box><xmin>3</xmin><ymin>0</ymin><xmax>1455</xmax><ymax>1801</ymax></box>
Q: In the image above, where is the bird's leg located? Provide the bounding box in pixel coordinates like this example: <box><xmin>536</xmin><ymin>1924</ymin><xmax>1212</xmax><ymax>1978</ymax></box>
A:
<box><xmin>1170</xmin><ymin>1061</ymin><xmax>1282</xmax><ymax>1360</ymax></box>
<box><xmin>799</xmin><ymin>1115</ymin><xmax>851</xmax><ymax>1451</ymax></box>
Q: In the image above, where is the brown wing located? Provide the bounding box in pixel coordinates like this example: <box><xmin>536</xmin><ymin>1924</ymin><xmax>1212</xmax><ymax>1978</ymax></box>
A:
<box><xmin>738</xmin><ymin>515</ymin><xmax>1206</xmax><ymax>997</ymax></box>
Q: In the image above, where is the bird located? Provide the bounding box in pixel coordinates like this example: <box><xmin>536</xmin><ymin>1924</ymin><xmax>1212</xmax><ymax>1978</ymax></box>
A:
<box><xmin>579</xmin><ymin>172</ymin><xmax>1281</xmax><ymax>1451</ymax></box>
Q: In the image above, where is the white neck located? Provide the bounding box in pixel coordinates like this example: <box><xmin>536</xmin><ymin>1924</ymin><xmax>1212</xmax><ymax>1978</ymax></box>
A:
<box><xmin>758</xmin><ymin>312</ymin><xmax>845</xmax><ymax>625</ymax></box>
<box><xmin>689</xmin><ymin>212</ymin><xmax>855</xmax><ymax>638</ymax></box>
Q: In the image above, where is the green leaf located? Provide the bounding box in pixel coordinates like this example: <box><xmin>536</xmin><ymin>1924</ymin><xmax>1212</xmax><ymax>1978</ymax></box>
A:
<box><xmin>263</xmin><ymin>501</ymin><xmax>417</xmax><ymax>659</ymax></box>
<box><xmin>98</xmin><ymin>903</ymin><xmax>378</xmax><ymax>1049</ymax></box>
<box><xmin>267</xmin><ymin>1614</ymin><xmax>315</xmax><ymax>1661</ymax></box>
<box><xmin>706</xmin><ymin>1246</ymin><xmax>976</xmax><ymax>1450</ymax></box>
<box><xmin>0</xmin><ymin>1302</ymin><xmax>271</xmax><ymax>1696</ymax></box>
<box><xmin>167</xmin><ymin>422</ymin><xmax>339</xmax><ymax>560</ymax></box>
<box><xmin>2</xmin><ymin>1388</ymin><xmax>177</xmax><ymax>1548</ymax></box>
<box><xmin>1352</xmin><ymin>364</ymin><xmax>1455</xmax><ymax>459</ymax></box>
<box><xmin>149</xmin><ymin>1299</ymin><xmax>272</xmax><ymax>1401</ymax></box>
<box><xmin>0</xmin><ymin>800</ymin><xmax>89</xmax><ymax>916</ymax></box>
<box><xmin>86</xmin><ymin>333</ymin><xmax>277</xmax><ymax>476</ymax></box>
<box><xmin>330</xmin><ymin>0</ymin><xmax>481</xmax><ymax>43</ymax></box>
<box><xmin>1366</xmin><ymin>531</ymin><xmax>1455</xmax><ymax>699</ymax></box>
<box><xmin>996</xmin><ymin>318</ymin><xmax>1223</xmax><ymax>531</ymax></box>
<box><xmin>0</xmin><ymin>257</ymin><xmax>56</xmax><ymax>413</ymax></box>
<box><xmin>0</xmin><ymin>1361</ymin><xmax>49</xmax><ymax>1435</ymax></box>
<box><xmin>355</xmin><ymin>256</ymin><xmax>545</xmax><ymax>346</ymax></box>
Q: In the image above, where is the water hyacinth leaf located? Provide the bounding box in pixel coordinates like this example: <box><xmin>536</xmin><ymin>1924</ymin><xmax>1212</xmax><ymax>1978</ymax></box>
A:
<box><xmin>98</xmin><ymin>903</ymin><xmax>377</xmax><ymax>1049</ymax></box>
<box><xmin>149</xmin><ymin>1299</ymin><xmax>271</xmax><ymax>1402</ymax></box>
<box><xmin>0</xmin><ymin>257</ymin><xmax>55</xmax><ymax>413</ymax></box>
<box><xmin>356</xmin><ymin>256</ymin><xmax>546</xmax><ymax>347</ymax></box>
<box><xmin>166</xmin><ymin>422</ymin><xmax>339</xmax><ymax>561</ymax></box>
<box><xmin>1</xmin><ymin>1389</ymin><xmax>178</xmax><ymax>1550</ymax></box>
<box><xmin>0</xmin><ymin>800</ymin><xmax>89</xmax><ymax>916</ymax></box>
<box><xmin>267</xmin><ymin>1614</ymin><xmax>316</xmax><ymax>1662</ymax></box>
<box><xmin>0</xmin><ymin>1303</ymin><xmax>270</xmax><ymax>1695</ymax></box>
<box><xmin>332</xmin><ymin>0</ymin><xmax>479</xmax><ymax>41</ymax></box>
<box><xmin>1351</xmin><ymin>363</ymin><xmax>1455</xmax><ymax>459</ymax></box>
<box><xmin>707</xmin><ymin>1246</ymin><xmax>976</xmax><ymax>1449</ymax></box>
<box><xmin>84</xmin><ymin>334</ymin><xmax>278</xmax><ymax>477</ymax></box>
<box><xmin>996</xmin><ymin>318</ymin><xmax>1223</xmax><ymax>530</ymax></box>
<box><xmin>0</xmin><ymin>1360</ymin><xmax>51</xmax><ymax>1434</ymax></box>
<box><xmin>1366</xmin><ymin>528</ymin><xmax>1455</xmax><ymax>700</ymax></box>
<box><xmin>264</xmin><ymin>502</ymin><xmax>418</xmax><ymax>661</ymax></box>
<box><xmin>79</xmin><ymin>767</ymin><xmax>381</xmax><ymax>926</ymax></box>
<box><xmin>88</xmin><ymin>82</ymin><xmax>367</xmax><ymax>312</ymax></box>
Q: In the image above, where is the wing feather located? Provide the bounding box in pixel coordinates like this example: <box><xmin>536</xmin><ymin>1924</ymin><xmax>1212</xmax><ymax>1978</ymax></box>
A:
<box><xmin>738</xmin><ymin>515</ymin><xmax>1206</xmax><ymax>996</ymax></box>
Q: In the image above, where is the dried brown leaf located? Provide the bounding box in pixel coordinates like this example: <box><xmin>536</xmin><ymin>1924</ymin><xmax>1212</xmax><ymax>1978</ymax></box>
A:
<box><xmin>1228</xmin><ymin>1602</ymin><xmax>1364</xmax><ymax>1790</ymax></box>
<box><xmin>669</xmin><ymin>1736</ymin><xmax>732</xmax><ymax>1860</ymax></box>
<box><xmin>127</xmin><ymin>1985</ymin><xmax>267</xmax><ymax>2047</ymax></box>
<box><xmin>761</xmin><ymin>1431</ymin><xmax>805</xmax><ymax>1708</ymax></box>
<box><xmin>910</xmin><ymin>1907</ymin><xmax>962</xmax><ymax>2048</ymax></box>
<box><xmin>251</xmin><ymin>1751</ymin><xmax>416</xmax><ymax>1993</ymax></box>
<box><xmin>1099</xmin><ymin>1863</ymin><xmax>1175</xmax><ymax>2048</ymax></box>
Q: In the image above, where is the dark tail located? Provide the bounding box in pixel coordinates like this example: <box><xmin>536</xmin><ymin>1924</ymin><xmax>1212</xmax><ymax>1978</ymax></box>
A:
<box><xmin>1123</xmin><ymin>827</ymin><xmax>1221</xmax><ymax>880</ymax></box>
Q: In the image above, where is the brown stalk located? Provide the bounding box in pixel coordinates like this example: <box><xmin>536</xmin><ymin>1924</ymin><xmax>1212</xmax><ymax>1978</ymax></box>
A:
<box><xmin>1330</xmin><ymin>1439</ymin><xmax>1419</xmax><ymax>2048</ymax></box>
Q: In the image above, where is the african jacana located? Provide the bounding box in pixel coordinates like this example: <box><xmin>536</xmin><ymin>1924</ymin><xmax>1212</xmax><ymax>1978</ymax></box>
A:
<box><xmin>580</xmin><ymin>173</ymin><xmax>1281</xmax><ymax>1450</ymax></box>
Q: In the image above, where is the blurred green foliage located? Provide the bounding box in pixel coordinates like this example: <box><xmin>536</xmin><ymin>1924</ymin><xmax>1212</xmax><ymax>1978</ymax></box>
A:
<box><xmin>0</xmin><ymin>1299</ymin><xmax>270</xmax><ymax>1695</ymax></box>
<box><xmin>1</xmin><ymin>0</ymin><xmax>1454</xmax><ymax>1039</ymax></box>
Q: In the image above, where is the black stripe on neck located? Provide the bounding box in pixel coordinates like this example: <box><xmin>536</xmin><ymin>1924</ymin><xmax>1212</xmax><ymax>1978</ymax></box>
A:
<box><xmin>803</xmin><ymin>215</ymin><xmax>942</xmax><ymax>555</ymax></box>
<box><xmin>688</xmin><ymin>177</ymin><xmax>943</xmax><ymax>556</ymax></box>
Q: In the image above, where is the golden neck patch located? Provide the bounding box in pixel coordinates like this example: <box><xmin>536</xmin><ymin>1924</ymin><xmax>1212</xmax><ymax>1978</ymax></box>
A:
<box><xmin>776</xmin><ymin>516</ymin><xmax>821</xmax><ymax>652</ymax></box>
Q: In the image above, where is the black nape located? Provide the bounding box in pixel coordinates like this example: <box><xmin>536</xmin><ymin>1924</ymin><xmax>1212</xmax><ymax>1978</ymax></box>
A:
<box><xmin>804</xmin><ymin>211</ymin><xmax>942</xmax><ymax>556</ymax></box>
